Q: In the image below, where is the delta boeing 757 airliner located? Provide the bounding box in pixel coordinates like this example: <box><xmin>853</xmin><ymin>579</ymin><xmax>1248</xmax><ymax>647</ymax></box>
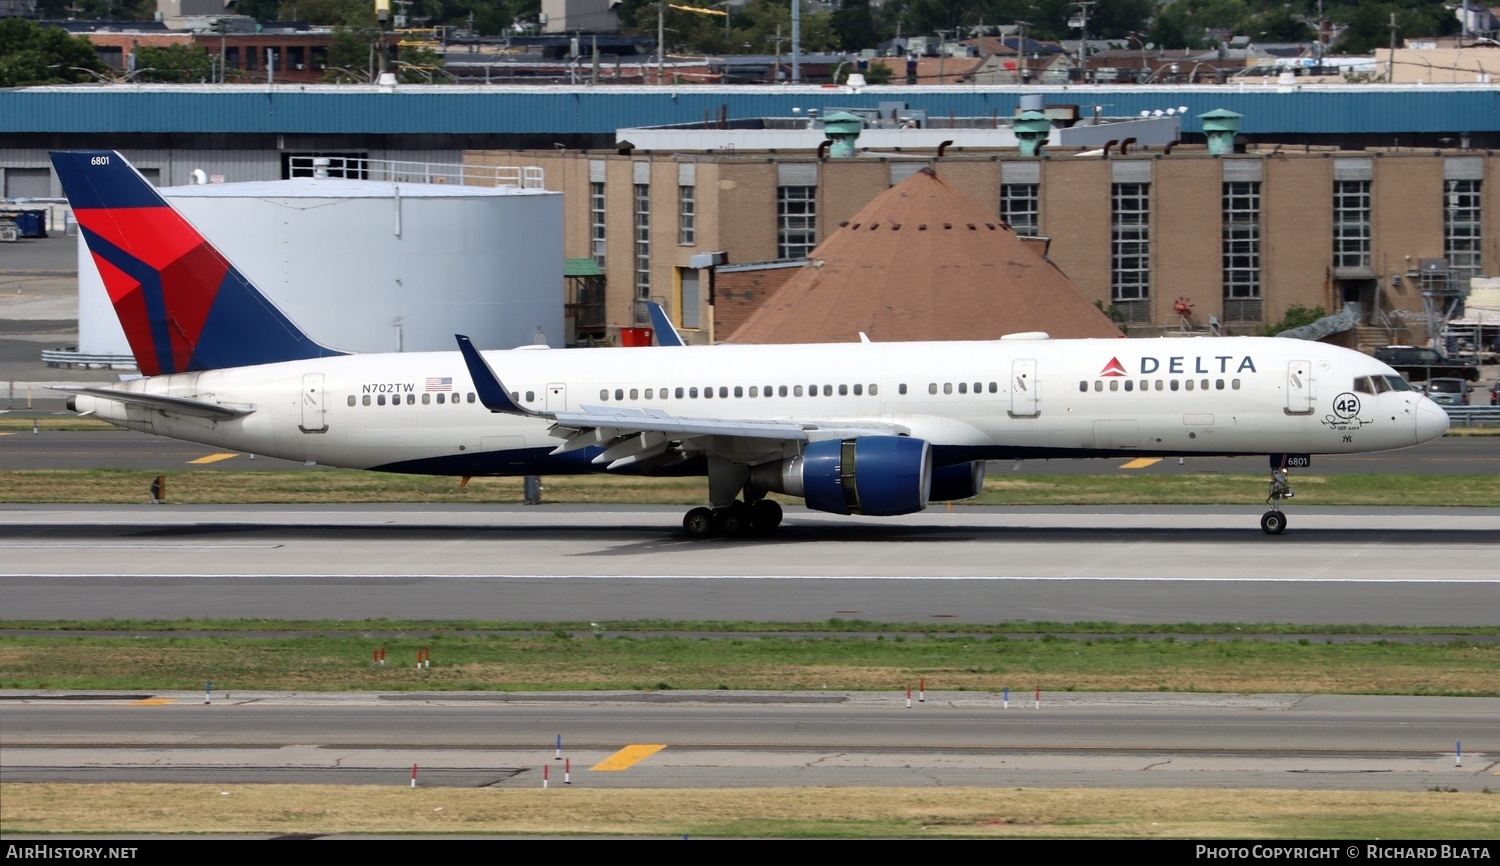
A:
<box><xmin>50</xmin><ymin>150</ymin><xmax>1448</xmax><ymax>538</ymax></box>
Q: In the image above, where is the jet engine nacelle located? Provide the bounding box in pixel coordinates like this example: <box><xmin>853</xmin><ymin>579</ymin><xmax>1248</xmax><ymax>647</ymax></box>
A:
<box><xmin>750</xmin><ymin>436</ymin><xmax>932</xmax><ymax>516</ymax></box>
<box><xmin>929</xmin><ymin>460</ymin><xmax>985</xmax><ymax>502</ymax></box>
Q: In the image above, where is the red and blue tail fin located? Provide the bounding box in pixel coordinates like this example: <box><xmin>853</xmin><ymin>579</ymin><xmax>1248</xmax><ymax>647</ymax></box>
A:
<box><xmin>50</xmin><ymin>150</ymin><xmax>342</xmax><ymax>375</ymax></box>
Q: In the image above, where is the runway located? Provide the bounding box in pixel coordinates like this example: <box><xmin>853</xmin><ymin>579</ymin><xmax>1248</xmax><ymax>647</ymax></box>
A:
<box><xmin>2</xmin><ymin>691</ymin><xmax>1496</xmax><ymax>791</ymax></box>
<box><xmin>1</xmin><ymin>504</ymin><xmax>1496</xmax><ymax>624</ymax></box>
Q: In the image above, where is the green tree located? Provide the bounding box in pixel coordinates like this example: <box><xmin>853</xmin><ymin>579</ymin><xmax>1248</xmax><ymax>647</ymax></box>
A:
<box><xmin>394</xmin><ymin>42</ymin><xmax>448</xmax><ymax>82</ymax></box>
<box><xmin>324</xmin><ymin>24</ymin><xmax>385</xmax><ymax>81</ymax></box>
<box><xmin>132</xmin><ymin>43</ymin><xmax>216</xmax><ymax>83</ymax></box>
<box><xmin>0</xmin><ymin>18</ymin><xmax>107</xmax><ymax>87</ymax></box>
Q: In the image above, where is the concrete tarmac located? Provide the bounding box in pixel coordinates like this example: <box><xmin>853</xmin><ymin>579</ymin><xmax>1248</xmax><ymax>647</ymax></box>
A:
<box><xmin>1</xmin><ymin>504</ymin><xmax>1496</xmax><ymax>624</ymax></box>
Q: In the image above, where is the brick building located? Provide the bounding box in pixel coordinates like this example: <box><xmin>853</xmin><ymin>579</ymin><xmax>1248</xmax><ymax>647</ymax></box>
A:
<box><xmin>468</xmin><ymin>144</ymin><xmax>1496</xmax><ymax>349</ymax></box>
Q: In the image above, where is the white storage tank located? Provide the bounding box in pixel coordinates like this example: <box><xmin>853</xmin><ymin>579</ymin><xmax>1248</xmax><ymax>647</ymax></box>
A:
<box><xmin>78</xmin><ymin>177</ymin><xmax>563</xmax><ymax>357</ymax></box>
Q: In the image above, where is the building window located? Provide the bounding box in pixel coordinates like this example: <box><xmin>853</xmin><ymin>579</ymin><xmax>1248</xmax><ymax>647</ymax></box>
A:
<box><xmin>778</xmin><ymin>186</ymin><xmax>817</xmax><ymax>259</ymax></box>
<box><xmin>634</xmin><ymin>183</ymin><xmax>650</xmax><ymax>323</ymax></box>
<box><xmin>679</xmin><ymin>184</ymin><xmax>696</xmax><ymax>246</ymax></box>
<box><xmin>1000</xmin><ymin>183</ymin><xmax>1039</xmax><ymax>237</ymax></box>
<box><xmin>590</xmin><ymin>181</ymin><xmax>606</xmax><ymax>267</ymax></box>
<box><xmin>1222</xmin><ymin>181</ymin><xmax>1262</xmax><ymax>322</ymax></box>
<box><xmin>1111</xmin><ymin>182</ymin><xmax>1151</xmax><ymax>322</ymax></box>
<box><xmin>1333</xmin><ymin>179</ymin><xmax>1372</xmax><ymax>271</ymax></box>
<box><xmin>1445</xmin><ymin>179</ymin><xmax>1482</xmax><ymax>285</ymax></box>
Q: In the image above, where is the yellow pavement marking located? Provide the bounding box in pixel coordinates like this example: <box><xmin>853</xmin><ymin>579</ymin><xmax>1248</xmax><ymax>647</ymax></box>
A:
<box><xmin>187</xmin><ymin>453</ymin><xmax>239</xmax><ymax>464</ymax></box>
<box><xmin>1119</xmin><ymin>457</ymin><xmax>1162</xmax><ymax>470</ymax></box>
<box><xmin>0</xmin><ymin>432</ymin><xmax>14</xmax><ymax>436</ymax></box>
<box><xmin>590</xmin><ymin>744</ymin><xmax>666</xmax><ymax>771</ymax></box>
<box><xmin>130</xmin><ymin>698</ymin><xmax>176</xmax><ymax>706</ymax></box>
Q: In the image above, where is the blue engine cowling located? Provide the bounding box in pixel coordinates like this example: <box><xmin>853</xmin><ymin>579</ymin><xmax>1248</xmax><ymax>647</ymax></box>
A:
<box><xmin>929</xmin><ymin>461</ymin><xmax>985</xmax><ymax>502</ymax></box>
<box><xmin>800</xmin><ymin>436</ymin><xmax>932</xmax><ymax>516</ymax></box>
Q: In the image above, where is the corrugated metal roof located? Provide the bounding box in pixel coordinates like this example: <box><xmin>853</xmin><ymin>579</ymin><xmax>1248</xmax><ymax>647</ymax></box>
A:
<box><xmin>3</xmin><ymin>84</ymin><xmax>1496</xmax><ymax>135</ymax></box>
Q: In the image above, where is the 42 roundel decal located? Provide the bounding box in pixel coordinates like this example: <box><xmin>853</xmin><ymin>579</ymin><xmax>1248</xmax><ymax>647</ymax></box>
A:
<box><xmin>1331</xmin><ymin>392</ymin><xmax>1361</xmax><ymax>419</ymax></box>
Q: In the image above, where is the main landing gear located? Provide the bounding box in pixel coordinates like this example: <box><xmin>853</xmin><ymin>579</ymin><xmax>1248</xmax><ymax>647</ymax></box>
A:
<box><xmin>682</xmin><ymin>499</ymin><xmax>783</xmax><ymax>539</ymax></box>
<box><xmin>1261</xmin><ymin>464</ymin><xmax>1295</xmax><ymax>535</ymax></box>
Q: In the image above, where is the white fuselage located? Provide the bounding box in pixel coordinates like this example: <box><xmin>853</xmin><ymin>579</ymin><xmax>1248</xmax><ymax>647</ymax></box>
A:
<box><xmin>75</xmin><ymin>336</ymin><xmax>1447</xmax><ymax>474</ymax></box>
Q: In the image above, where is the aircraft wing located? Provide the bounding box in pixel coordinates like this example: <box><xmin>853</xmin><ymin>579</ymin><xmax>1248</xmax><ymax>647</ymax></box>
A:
<box><xmin>52</xmin><ymin>386</ymin><xmax>254</xmax><ymax>420</ymax></box>
<box><xmin>455</xmin><ymin>334</ymin><xmax>905</xmax><ymax>469</ymax></box>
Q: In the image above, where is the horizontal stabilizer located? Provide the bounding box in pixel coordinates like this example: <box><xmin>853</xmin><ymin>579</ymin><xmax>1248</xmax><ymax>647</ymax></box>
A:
<box><xmin>53</xmin><ymin>386</ymin><xmax>253</xmax><ymax>420</ymax></box>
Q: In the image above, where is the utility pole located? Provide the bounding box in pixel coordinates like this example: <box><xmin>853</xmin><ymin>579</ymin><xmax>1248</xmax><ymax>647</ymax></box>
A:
<box><xmin>1388</xmin><ymin>11</ymin><xmax>1399</xmax><ymax>82</ymax></box>
<box><xmin>657</xmin><ymin>2</ymin><xmax>665</xmax><ymax>85</ymax></box>
<box><xmin>1069</xmin><ymin>0</ymin><xmax>1094</xmax><ymax>83</ymax></box>
<box><xmin>790</xmin><ymin>0</ymin><xmax>801</xmax><ymax>84</ymax></box>
<box><xmin>768</xmin><ymin>24</ymin><xmax>789</xmax><ymax>83</ymax></box>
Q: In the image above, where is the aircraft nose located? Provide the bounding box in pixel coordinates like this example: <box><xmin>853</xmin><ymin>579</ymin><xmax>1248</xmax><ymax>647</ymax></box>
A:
<box><xmin>1415</xmin><ymin>397</ymin><xmax>1450</xmax><ymax>444</ymax></box>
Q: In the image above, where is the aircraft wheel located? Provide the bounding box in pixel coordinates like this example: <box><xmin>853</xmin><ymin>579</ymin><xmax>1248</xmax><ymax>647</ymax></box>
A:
<box><xmin>684</xmin><ymin>507</ymin><xmax>716</xmax><ymax>539</ymax></box>
<box><xmin>748</xmin><ymin>499</ymin><xmax>783</xmax><ymax>532</ymax></box>
<box><xmin>716</xmin><ymin>501</ymin><xmax>750</xmax><ymax>537</ymax></box>
<box><xmin>1260</xmin><ymin>510</ymin><xmax>1287</xmax><ymax>535</ymax></box>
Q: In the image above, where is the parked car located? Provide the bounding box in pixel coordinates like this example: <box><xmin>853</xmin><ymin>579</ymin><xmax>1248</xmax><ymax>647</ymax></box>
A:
<box><xmin>1372</xmin><ymin>346</ymin><xmax>1481</xmax><ymax>382</ymax></box>
<box><xmin>1425</xmin><ymin>378</ymin><xmax>1468</xmax><ymax>407</ymax></box>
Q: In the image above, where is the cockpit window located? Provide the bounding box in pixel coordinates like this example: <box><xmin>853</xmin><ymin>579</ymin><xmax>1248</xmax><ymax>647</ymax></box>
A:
<box><xmin>1354</xmin><ymin>377</ymin><xmax>1373</xmax><ymax>395</ymax></box>
<box><xmin>1384</xmin><ymin>375</ymin><xmax>1412</xmax><ymax>391</ymax></box>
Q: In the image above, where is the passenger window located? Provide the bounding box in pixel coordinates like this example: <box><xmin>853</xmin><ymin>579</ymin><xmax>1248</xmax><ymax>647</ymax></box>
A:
<box><xmin>1079</xmin><ymin>381</ymin><xmax>1088</xmax><ymax>393</ymax></box>
<box><xmin>406</xmin><ymin>393</ymin><xmax>415</xmax><ymax>405</ymax></box>
<box><xmin>973</xmin><ymin>382</ymin><xmax>981</xmax><ymax>394</ymax></box>
<box><xmin>704</xmin><ymin>386</ymin><xmax>713</xmax><ymax>399</ymax></box>
<box><xmin>779</xmin><ymin>386</ymin><xmax>788</xmax><ymax>397</ymax></box>
<box><xmin>347</xmin><ymin>395</ymin><xmax>356</xmax><ymax>407</ymax></box>
<box><xmin>690</xmin><ymin>387</ymin><xmax>699</xmax><ymax>398</ymax></box>
<box><xmin>1094</xmin><ymin>381</ymin><xmax>1103</xmax><ymax>392</ymax></box>
<box><xmin>929</xmin><ymin>383</ymin><xmax>938</xmax><ymax>395</ymax></box>
<box><xmin>1232</xmin><ymin>379</ymin><xmax>1241</xmax><ymax>390</ymax></box>
<box><xmin>615</xmin><ymin>389</ymin><xmax>624</xmax><ymax>401</ymax></box>
<box><xmin>436</xmin><ymin>393</ymin><xmax>445</xmax><ymax>404</ymax></box>
<box><xmin>989</xmin><ymin>382</ymin><xmax>997</xmax><ymax>393</ymax></box>
<box><xmin>870</xmin><ymin>384</ymin><xmax>878</xmax><ymax>396</ymax></box>
<box><xmin>852</xmin><ymin>384</ymin><xmax>862</xmax><ymax>396</ymax></box>
<box><xmin>422</xmin><ymin>393</ymin><xmax>431</xmax><ymax>404</ymax></box>
<box><xmin>600</xmin><ymin>389</ymin><xmax>609</xmax><ymax>400</ymax></box>
<box><xmin>958</xmin><ymin>382</ymin><xmax>968</xmax><ymax>394</ymax></box>
<box><xmin>838</xmin><ymin>384</ymin><xmax>848</xmax><ymax>396</ymax></box>
<box><xmin>629</xmin><ymin>389</ymin><xmax>638</xmax><ymax>400</ymax></box>
<box><xmin>898</xmin><ymin>384</ymin><xmax>907</xmax><ymax>395</ymax></box>
<box><xmin>1185</xmin><ymin>380</ymin><xmax>1195</xmax><ymax>391</ymax></box>
<box><xmin>676</xmin><ymin>387</ymin><xmax>685</xmax><ymax>398</ymax></box>
<box><xmin>1124</xmin><ymin>381</ymin><xmax>1134</xmax><ymax>392</ymax></box>
<box><xmin>644</xmin><ymin>389</ymin><xmax>653</xmax><ymax>400</ymax></box>
<box><xmin>468</xmin><ymin>393</ymin><xmax>476</xmax><ymax>403</ymax></box>
<box><xmin>1110</xmin><ymin>380</ymin><xmax>1120</xmax><ymax>392</ymax></box>
<box><xmin>943</xmin><ymin>383</ymin><xmax>953</xmax><ymax>395</ymax></box>
<box><xmin>1215</xmin><ymin>379</ymin><xmax>1224</xmax><ymax>390</ymax></box>
<box><xmin>1156</xmin><ymin>380</ymin><xmax>1164</xmax><ymax>391</ymax></box>
<box><xmin>794</xmin><ymin>385</ymin><xmax>803</xmax><ymax>397</ymax></box>
<box><xmin>749</xmin><ymin>386</ymin><xmax>758</xmax><ymax>398</ymax></box>
<box><xmin>1200</xmin><ymin>379</ymin><xmax>1209</xmax><ymax>391</ymax></box>
<box><xmin>1170</xmin><ymin>380</ymin><xmax>1179</xmax><ymax>391</ymax></box>
<box><xmin>362</xmin><ymin>395</ymin><xmax>371</xmax><ymax>406</ymax></box>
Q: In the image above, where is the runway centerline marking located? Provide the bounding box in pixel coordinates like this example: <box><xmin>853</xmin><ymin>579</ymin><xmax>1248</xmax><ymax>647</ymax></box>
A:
<box><xmin>591</xmin><ymin>744</ymin><xmax>666</xmax><ymax>771</ymax></box>
<box><xmin>188</xmin><ymin>453</ymin><xmax>239</xmax><ymax>465</ymax></box>
<box><xmin>1119</xmin><ymin>458</ymin><xmax>1162</xmax><ymax>470</ymax></box>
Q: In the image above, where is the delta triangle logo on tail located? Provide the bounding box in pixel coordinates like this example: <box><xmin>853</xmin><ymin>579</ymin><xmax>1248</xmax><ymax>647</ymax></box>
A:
<box><xmin>1099</xmin><ymin>357</ymin><xmax>1128</xmax><ymax>377</ymax></box>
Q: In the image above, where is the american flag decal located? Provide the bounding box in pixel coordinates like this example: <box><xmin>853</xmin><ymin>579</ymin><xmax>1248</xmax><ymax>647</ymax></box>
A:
<box><xmin>425</xmin><ymin>377</ymin><xmax>453</xmax><ymax>392</ymax></box>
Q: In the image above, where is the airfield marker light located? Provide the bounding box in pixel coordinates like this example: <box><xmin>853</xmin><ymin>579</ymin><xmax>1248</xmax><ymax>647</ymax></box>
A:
<box><xmin>411</xmin><ymin>764</ymin><xmax>418</xmax><ymax>788</ymax></box>
<box><xmin>905</xmin><ymin>686</ymin><xmax>912</xmax><ymax>709</ymax></box>
<box><xmin>555</xmin><ymin>735</ymin><xmax>562</xmax><ymax>760</ymax></box>
<box><xmin>919</xmin><ymin>678</ymin><xmax>926</xmax><ymax>702</ymax></box>
<box><xmin>1003</xmin><ymin>687</ymin><xmax>1009</xmax><ymax>709</ymax></box>
<box><xmin>204</xmin><ymin>680</ymin><xmax>211</xmax><ymax>704</ymax></box>
<box><xmin>1456</xmin><ymin>742</ymin><xmax>1462</xmax><ymax>767</ymax></box>
<box><xmin>1034</xmin><ymin>687</ymin><xmax>1041</xmax><ymax>709</ymax></box>
<box><xmin>565</xmin><ymin>758</ymin><xmax>571</xmax><ymax>784</ymax></box>
<box><xmin>543</xmin><ymin>764</ymin><xmax>549</xmax><ymax>789</ymax></box>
